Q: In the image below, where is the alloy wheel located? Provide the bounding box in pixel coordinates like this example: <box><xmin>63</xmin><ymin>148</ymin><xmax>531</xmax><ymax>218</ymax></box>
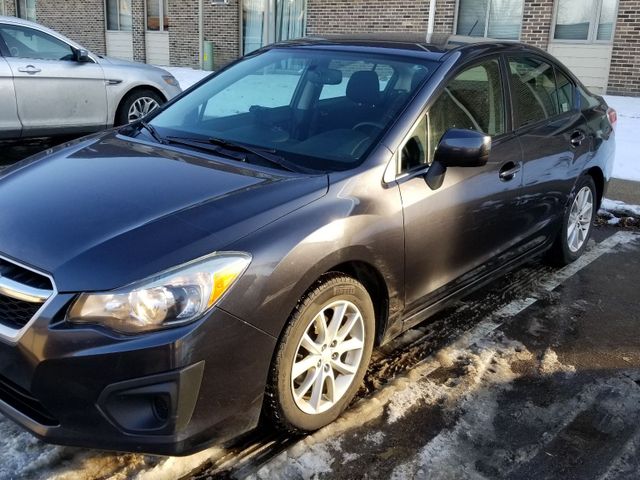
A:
<box><xmin>567</xmin><ymin>186</ymin><xmax>594</xmax><ymax>253</ymax></box>
<box><xmin>291</xmin><ymin>300</ymin><xmax>365</xmax><ymax>415</ymax></box>
<box><xmin>127</xmin><ymin>97</ymin><xmax>160</xmax><ymax>123</ymax></box>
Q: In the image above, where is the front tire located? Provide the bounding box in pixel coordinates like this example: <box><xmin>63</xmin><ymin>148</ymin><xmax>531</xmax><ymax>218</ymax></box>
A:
<box><xmin>549</xmin><ymin>175</ymin><xmax>597</xmax><ymax>265</ymax></box>
<box><xmin>116</xmin><ymin>89</ymin><xmax>164</xmax><ymax>126</ymax></box>
<box><xmin>264</xmin><ymin>274</ymin><xmax>375</xmax><ymax>433</ymax></box>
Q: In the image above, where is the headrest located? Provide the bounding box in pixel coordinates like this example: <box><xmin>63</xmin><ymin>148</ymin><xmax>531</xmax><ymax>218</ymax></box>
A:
<box><xmin>346</xmin><ymin>70</ymin><xmax>380</xmax><ymax>106</ymax></box>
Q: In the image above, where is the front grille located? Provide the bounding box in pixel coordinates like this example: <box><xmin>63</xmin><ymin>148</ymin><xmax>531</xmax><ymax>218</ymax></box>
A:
<box><xmin>0</xmin><ymin>294</ymin><xmax>42</xmax><ymax>329</ymax></box>
<box><xmin>0</xmin><ymin>257</ymin><xmax>53</xmax><ymax>331</ymax></box>
<box><xmin>0</xmin><ymin>258</ymin><xmax>52</xmax><ymax>290</ymax></box>
<box><xmin>0</xmin><ymin>374</ymin><xmax>58</xmax><ymax>426</ymax></box>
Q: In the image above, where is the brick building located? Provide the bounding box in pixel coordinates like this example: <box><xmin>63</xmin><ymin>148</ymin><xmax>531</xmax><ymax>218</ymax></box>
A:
<box><xmin>1</xmin><ymin>0</ymin><xmax>638</xmax><ymax>95</ymax></box>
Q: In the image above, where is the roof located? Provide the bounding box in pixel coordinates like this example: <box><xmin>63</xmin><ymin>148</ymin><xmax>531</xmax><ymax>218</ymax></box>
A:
<box><xmin>268</xmin><ymin>33</ymin><xmax>534</xmax><ymax>62</ymax></box>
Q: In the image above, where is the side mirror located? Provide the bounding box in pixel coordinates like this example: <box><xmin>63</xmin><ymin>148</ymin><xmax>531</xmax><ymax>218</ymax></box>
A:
<box><xmin>74</xmin><ymin>48</ymin><xmax>92</xmax><ymax>63</ymax></box>
<box><xmin>433</xmin><ymin>129</ymin><xmax>491</xmax><ymax>168</ymax></box>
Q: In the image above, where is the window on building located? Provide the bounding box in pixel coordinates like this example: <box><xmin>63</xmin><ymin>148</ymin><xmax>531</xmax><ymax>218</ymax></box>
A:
<box><xmin>0</xmin><ymin>2</ymin><xmax>5</xmax><ymax>15</ymax></box>
<box><xmin>553</xmin><ymin>0</ymin><xmax>618</xmax><ymax>42</ymax></box>
<box><xmin>146</xmin><ymin>0</ymin><xmax>169</xmax><ymax>31</ymax></box>
<box><xmin>456</xmin><ymin>0</ymin><xmax>524</xmax><ymax>40</ymax></box>
<box><xmin>243</xmin><ymin>0</ymin><xmax>307</xmax><ymax>55</ymax></box>
<box><xmin>16</xmin><ymin>0</ymin><xmax>36</xmax><ymax>21</ymax></box>
<box><xmin>107</xmin><ymin>0</ymin><xmax>133</xmax><ymax>31</ymax></box>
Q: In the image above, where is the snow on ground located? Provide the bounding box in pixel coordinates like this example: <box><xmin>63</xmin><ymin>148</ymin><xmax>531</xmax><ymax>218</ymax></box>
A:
<box><xmin>604</xmin><ymin>95</ymin><xmax>640</xmax><ymax>182</ymax></box>
<box><xmin>162</xmin><ymin>66</ymin><xmax>210</xmax><ymax>90</ymax></box>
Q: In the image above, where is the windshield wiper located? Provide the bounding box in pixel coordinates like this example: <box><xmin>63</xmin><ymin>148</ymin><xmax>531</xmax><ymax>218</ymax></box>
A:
<box><xmin>165</xmin><ymin>136</ymin><xmax>303</xmax><ymax>173</ymax></box>
<box><xmin>139</xmin><ymin>121</ymin><xmax>165</xmax><ymax>145</ymax></box>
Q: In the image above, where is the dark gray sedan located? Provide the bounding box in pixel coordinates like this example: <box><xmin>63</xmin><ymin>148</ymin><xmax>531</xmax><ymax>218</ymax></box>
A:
<box><xmin>0</xmin><ymin>34</ymin><xmax>615</xmax><ymax>454</ymax></box>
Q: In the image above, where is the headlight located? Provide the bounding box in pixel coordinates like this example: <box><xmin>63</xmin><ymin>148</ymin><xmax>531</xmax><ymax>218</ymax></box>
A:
<box><xmin>162</xmin><ymin>75</ymin><xmax>180</xmax><ymax>87</ymax></box>
<box><xmin>67</xmin><ymin>253</ymin><xmax>250</xmax><ymax>333</ymax></box>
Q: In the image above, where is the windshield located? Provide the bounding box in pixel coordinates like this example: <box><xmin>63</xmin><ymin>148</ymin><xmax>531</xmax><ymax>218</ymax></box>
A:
<box><xmin>149</xmin><ymin>48</ymin><xmax>438</xmax><ymax>172</ymax></box>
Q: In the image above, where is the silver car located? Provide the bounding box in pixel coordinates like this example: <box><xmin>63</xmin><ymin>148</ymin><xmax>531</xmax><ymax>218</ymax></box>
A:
<box><xmin>0</xmin><ymin>16</ymin><xmax>182</xmax><ymax>140</ymax></box>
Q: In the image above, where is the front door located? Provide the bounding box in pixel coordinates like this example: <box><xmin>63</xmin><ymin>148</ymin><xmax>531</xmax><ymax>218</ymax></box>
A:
<box><xmin>242</xmin><ymin>0</ymin><xmax>307</xmax><ymax>55</ymax></box>
<box><xmin>0</xmin><ymin>23</ymin><xmax>107</xmax><ymax>135</ymax></box>
<box><xmin>0</xmin><ymin>56</ymin><xmax>20</xmax><ymax>139</ymax></box>
<box><xmin>398</xmin><ymin>58</ymin><xmax>525</xmax><ymax>321</ymax></box>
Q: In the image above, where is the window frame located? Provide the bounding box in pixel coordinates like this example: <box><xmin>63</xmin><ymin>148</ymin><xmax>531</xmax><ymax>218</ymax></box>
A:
<box><xmin>105</xmin><ymin>0</ymin><xmax>133</xmax><ymax>32</ymax></box>
<box><xmin>145</xmin><ymin>0</ymin><xmax>168</xmax><ymax>33</ymax></box>
<box><xmin>15</xmin><ymin>0</ymin><xmax>36</xmax><ymax>21</ymax></box>
<box><xmin>391</xmin><ymin>54</ymin><xmax>511</xmax><ymax>181</ymax></box>
<box><xmin>453</xmin><ymin>0</ymin><xmax>524</xmax><ymax>40</ymax></box>
<box><xmin>505</xmin><ymin>54</ymin><xmax>579</xmax><ymax>133</ymax></box>
<box><xmin>550</xmin><ymin>0</ymin><xmax>619</xmax><ymax>45</ymax></box>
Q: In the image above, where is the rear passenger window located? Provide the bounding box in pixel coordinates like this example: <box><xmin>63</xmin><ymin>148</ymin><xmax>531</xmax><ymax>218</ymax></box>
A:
<box><xmin>427</xmin><ymin>59</ymin><xmax>505</xmax><ymax>162</ymax></box>
<box><xmin>554</xmin><ymin>69</ymin><xmax>574</xmax><ymax>113</ymax></box>
<box><xmin>509</xmin><ymin>57</ymin><xmax>559</xmax><ymax>127</ymax></box>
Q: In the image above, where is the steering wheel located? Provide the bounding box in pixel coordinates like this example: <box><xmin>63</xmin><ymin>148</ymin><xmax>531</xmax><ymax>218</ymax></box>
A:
<box><xmin>352</xmin><ymin>121</ymin><xmax>385</xmax><ymax>135</ymax></box>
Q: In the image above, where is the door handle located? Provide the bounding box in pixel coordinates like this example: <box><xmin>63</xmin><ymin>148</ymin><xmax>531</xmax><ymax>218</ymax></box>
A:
<box><xmin>570</xmin><ymin>130</ymin><xmax>586</xmax><ymax>147</ymax></box>
<box><xmin>499</xmin><ymin>162</ymin><xmax>521</xmax><ymax>181</ymax></box>
<box><xmin>17</xmin><ymin>65</ymin><xmax>41</xmax><ymax>74</ymax></box>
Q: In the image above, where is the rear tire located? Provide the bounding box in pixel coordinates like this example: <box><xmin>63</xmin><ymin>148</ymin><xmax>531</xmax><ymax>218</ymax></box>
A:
<box><xmin>548</xmin><ymin>175</ymin><xmax>597</xmax><ymax>265</ymax></box>
<box><xmin>115</xmin><ymin>89</ymin><xmax>164</xmax><ymax>126</ymax></box>
<box><xmin>264</xmin><ymin>274</ymin><xmax>375</xmax><ymax>433</ymax></box>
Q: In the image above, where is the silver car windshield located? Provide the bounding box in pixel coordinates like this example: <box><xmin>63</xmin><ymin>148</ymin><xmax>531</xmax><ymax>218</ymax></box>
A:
<box><xmin>150</xmin><ymin>48</ymin><xmax>438</xmax><ymax>171</ymax></box>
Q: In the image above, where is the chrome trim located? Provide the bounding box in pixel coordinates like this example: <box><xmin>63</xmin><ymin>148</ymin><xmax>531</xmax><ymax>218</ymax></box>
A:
<box><xmin>0</xmin><ymin>276</ymin><xmax>51</xmax><ymax>303</ymax></box>
<box><xmin>0</xmin><ymin>253</ymin><xmax>57</xmax><ymax>344</ymax></box>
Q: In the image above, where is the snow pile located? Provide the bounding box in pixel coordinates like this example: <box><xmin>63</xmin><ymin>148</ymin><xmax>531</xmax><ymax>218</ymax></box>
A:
<box><xmin>601</xmin><ymin>198</ymin><xmax>640</xmax><ymax>218</ymax></box>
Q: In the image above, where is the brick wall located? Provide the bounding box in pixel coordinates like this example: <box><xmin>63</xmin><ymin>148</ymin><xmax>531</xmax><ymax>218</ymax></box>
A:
<box><xmin>36</xmin><ymin>0</ymin><xmax>106</xmax><ymax>54</ymax></box>
<box><xmin>169</xmin><ymin>0</ymin><xmax>199</xmax><ymax>67</ymax></box>
<box><xmin>520</xmin><ymin>0</ymin><xmax>554</xmax><ymax>49</ymax></box>
<box><xmin>131</xmin><ymin>0</ymin><xmax>146</xmax><ymax>62</ymax></box>
<box><xmin>203</xmin><ymin>0</ymin><xmax>240</xmax><ymax>69</ymax></box>
<box><xmin>433</xmin><ymin>0</ymin><xmax>455</xmax><ymax>34</ymax></box>
<box><xmin>2</xmin><ymin>0</ymin><xmax>16</xmax><ymax>15</ymax></box>
<box><xmin>306</xmin><ymin>0</ymin><xmax>429</xmax><ymax>35</ymax></box>
<box><xmin>607</xmin><ymin>0</ymin><xmax>640</xmax><ymax>96</ymax></box>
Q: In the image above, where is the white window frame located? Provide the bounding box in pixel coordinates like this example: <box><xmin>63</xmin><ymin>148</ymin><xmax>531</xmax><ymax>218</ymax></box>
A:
<box><xmin>550</xmin><ymin>0</ymin><xmax>619</xmax><ymax>44</ymax></box>
<box><xmin>105</xmin><ymin>0</ymin><xmax>132</xmax><ymax>32</ymax></box>
<box><xmin>0</xmin><ymin>2</ymin><xmax>5</xmax><ymax>16</ymax></box>
<box><xmin>145</xmin><ymin>0</ymin><xmax>168</xmax><ymax>33</ymax></box>
<box><xmin>453</xmin><ymin>0</ymin><xmax>524</xmax><ymax>40</ymax></box>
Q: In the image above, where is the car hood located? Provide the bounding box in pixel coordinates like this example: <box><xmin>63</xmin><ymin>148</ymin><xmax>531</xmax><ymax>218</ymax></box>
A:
<box><xmin>0</xmin><ymin>133</ymin><xmax>328</xmax><ymax>292</ymax></box>
<box><xmin>98</xmin><ymin>55</ymin><xmax>170</xmax><ymax>73</ymax></box>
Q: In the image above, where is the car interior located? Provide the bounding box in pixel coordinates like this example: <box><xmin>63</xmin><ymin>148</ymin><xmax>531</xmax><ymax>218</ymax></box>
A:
<box><xmin>160</xmin><ymin>55</ymin><xmax>434</xmax><ymax>170</ymax></box>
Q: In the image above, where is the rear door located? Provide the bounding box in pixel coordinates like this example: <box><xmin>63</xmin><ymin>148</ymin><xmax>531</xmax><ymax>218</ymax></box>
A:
<box><xmin>0</xmin><ymin>23</ymin><xmax>107</xmax><ymax>135</ymax></box>
<box><xmin>0</xmin><ymin>49</ymin><xmax>21</xmax><ymax>139</ymax></box>
<box><xmin>397</xmin><ymin>57</ymin><xmax>524</xmax><ymax>322</ymax></box>
<box><xmin>507</xmin><ymin>55</ymin><xmax>590</xmax><ymax>244</ymax></box>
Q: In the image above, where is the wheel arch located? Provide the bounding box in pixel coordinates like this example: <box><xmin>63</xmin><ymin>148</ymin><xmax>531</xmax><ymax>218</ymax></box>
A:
<box><xmin>585</xmin><ymin>166</ymin><xmax>605</xmax><ymax>210</ymax></box>
<box><xmin>114</xmin><ymin>85</ymin><xmax>168</xmax><ymax>125</ymax></box>
<box><xmin>322</xmin><ymin>260</ymin><xmax>390</xmax><ymax>346</ymax></box>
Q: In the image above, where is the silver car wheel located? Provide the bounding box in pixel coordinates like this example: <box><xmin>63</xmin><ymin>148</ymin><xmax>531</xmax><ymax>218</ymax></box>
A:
<box><xmin>291</xmin><ymin>300</ymin><xmax>365</xmax><ymax>415</ymax></box>
<box><xmin>567</xmin><ymin>186</ymin><xmax>594</xmax><ymax>253</ymax></box>
<box><xmin>127</xmin><ymin>97</ymin><xmax>160</xmax><ymax>123</ymax></box>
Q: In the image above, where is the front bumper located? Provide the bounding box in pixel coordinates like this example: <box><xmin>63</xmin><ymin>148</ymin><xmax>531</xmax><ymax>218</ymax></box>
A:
<box><xmin>0</xmin><ymin>294</ymin><xmax>276</xmax><ymax>455</ymax></box>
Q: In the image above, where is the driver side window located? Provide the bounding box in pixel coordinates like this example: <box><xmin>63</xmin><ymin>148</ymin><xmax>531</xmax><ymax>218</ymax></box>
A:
<box><xmin>400</xmin><ymin>59</ymin><xmax>505</xmax><ymax>173</ymax></box>
<box><xmin>0</xmin><ymin>25</ymin><xmax>75</xmax><ymax>61</ymax></box>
